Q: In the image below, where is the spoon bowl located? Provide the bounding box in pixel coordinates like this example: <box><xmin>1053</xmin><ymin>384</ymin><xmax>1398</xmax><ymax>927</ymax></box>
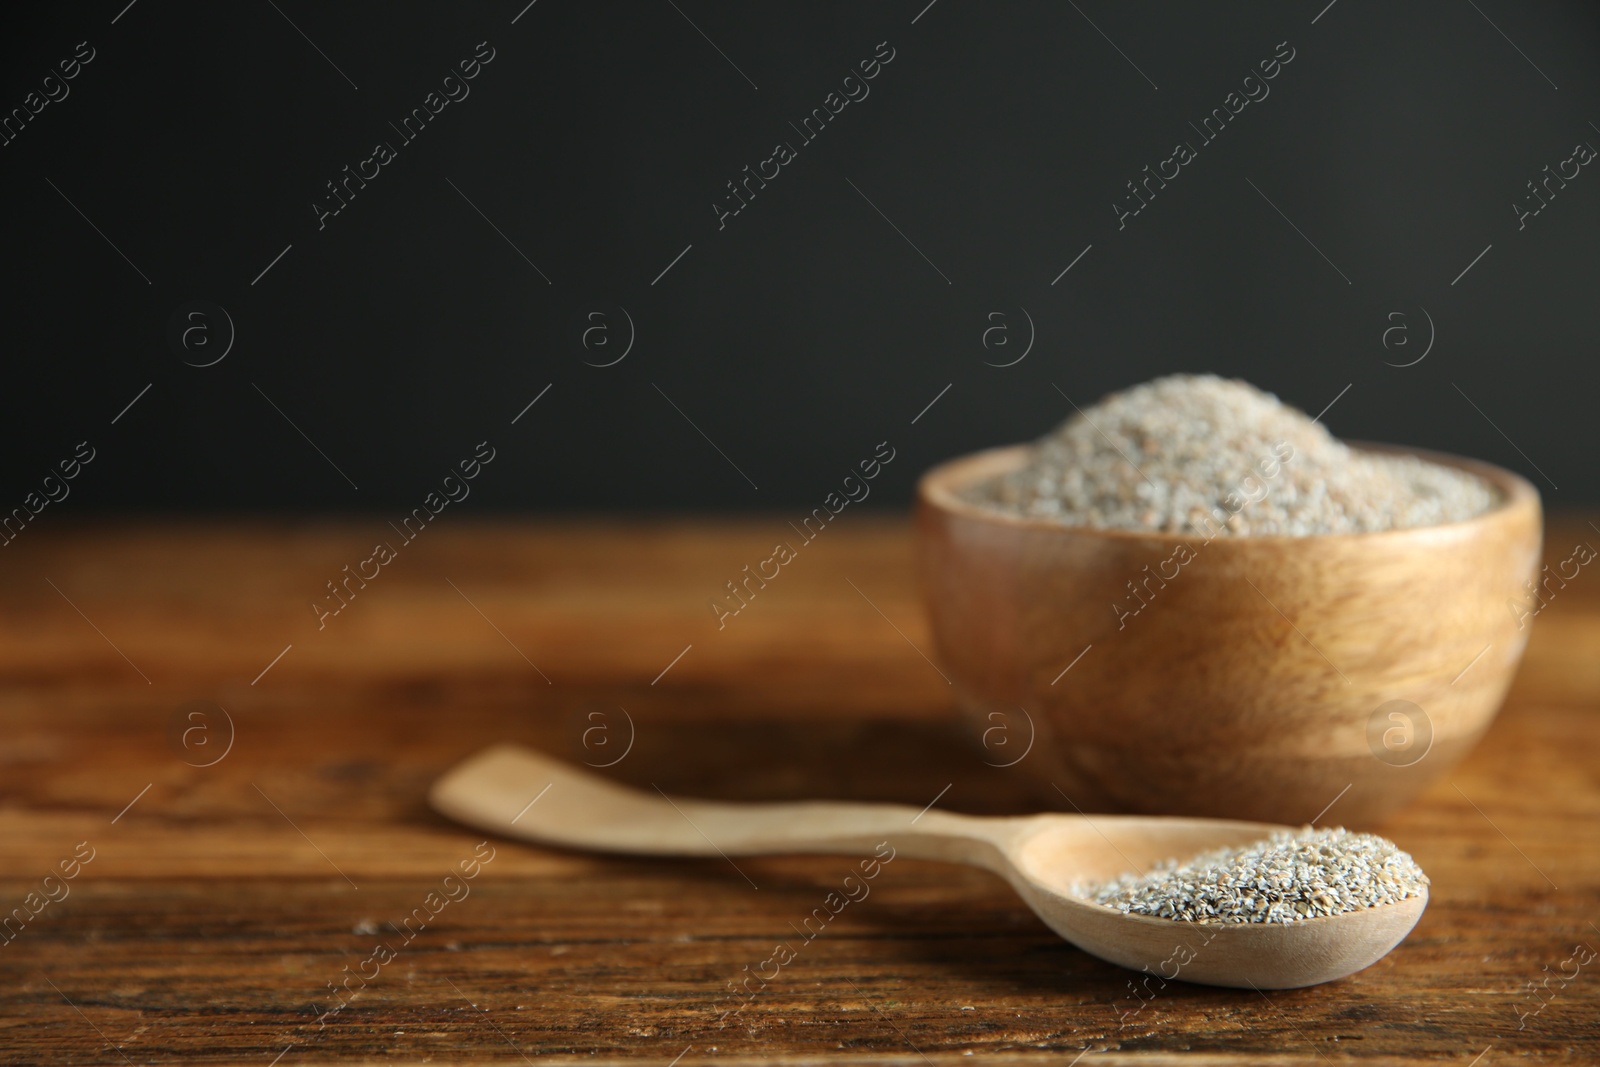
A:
<box><xmin>430</xmin><ymin>744</ymin><xmax>1427</xmax><ymax>989</ymax></box>
<box><xmin>1003</xmin><ymin>816</ymin><xmax>1427</xmax><ymax>988</ymax></box>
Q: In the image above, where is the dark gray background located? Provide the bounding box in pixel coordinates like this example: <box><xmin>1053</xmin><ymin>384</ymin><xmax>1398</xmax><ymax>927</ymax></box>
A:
<box><xmin>3</xmin><ymin>0</ymin><xmax>1593</xmax><ymax>514</ymax></box>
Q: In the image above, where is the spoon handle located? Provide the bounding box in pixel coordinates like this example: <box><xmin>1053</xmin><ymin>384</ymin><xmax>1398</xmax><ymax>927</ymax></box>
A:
<box><xmin>430</xmin><ymin>744</ymin><xmax>1032</xmax><ymax>873</ymax></box>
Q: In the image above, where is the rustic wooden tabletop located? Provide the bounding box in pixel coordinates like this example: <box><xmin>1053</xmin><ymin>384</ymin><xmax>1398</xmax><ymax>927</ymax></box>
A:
<box><xmin>1</xmin><ymin>517</ymin><xmax>1595</xmax><ymax>1065</ymax></box>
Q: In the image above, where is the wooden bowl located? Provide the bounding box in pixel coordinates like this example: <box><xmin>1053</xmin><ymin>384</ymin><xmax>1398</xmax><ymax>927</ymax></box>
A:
<box><xmin>915</xmin><ymin>443</ymin><xmax>1542</xmax><ymax>825</ymax></box>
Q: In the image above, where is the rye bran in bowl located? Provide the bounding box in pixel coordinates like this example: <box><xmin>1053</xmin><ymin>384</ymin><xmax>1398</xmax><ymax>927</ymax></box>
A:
<box><xmin>915</xmin><ymin>375</ymin><xmax>1542</xmax><ymax>824</ymax></box>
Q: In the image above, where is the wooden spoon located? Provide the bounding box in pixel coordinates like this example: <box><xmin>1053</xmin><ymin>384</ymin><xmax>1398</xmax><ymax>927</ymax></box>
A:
<box><xmin>429</xmin><ymin>744</ymin><xmax>1427</xmax><ymax>989</ymax></box>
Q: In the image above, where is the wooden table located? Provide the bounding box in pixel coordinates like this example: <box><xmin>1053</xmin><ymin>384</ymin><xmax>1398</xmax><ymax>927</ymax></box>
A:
<box><xmin>2</xmin><ymin>518</ymin><xmax>1596</xmax><ymax>1065</ymax></box>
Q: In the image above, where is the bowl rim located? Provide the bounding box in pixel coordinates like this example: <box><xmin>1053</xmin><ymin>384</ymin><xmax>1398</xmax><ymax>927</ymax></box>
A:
<box><xmin>917</xmin><ymin>439</ymin><xmax>1541</xmax><ymax>545</ymax></box>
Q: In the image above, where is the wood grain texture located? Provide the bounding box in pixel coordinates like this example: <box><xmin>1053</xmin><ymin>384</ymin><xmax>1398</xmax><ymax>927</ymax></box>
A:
<box><xmin>0</xmin><ymin>517</ymin><xmax>1596</xmax><ymax>1065</ymax></box>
